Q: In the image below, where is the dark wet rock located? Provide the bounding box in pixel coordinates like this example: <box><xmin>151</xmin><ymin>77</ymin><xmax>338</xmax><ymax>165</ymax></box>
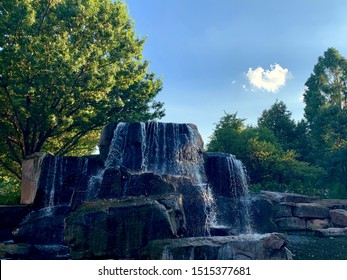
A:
<box><xmin>64</xmin><ymin>195</ymin><xmax>186</xmax><ymax>259</ymax></box>
<box><xmin>98</xmin><ymin>123</ymin><xmax>118</xmax><ymax>161</ymax></box>
<box><xmin>141</xmin><ymin>233</ymin><xmax>291</xmax><ymax>260</ymax></box>
<box><xmin>250</xmin><ymin>194</ymin><xmax>277</xmax><ymax>233</ymax></box>
<box><xmin>22</xmin><ymin>154</ymin><xmax>103</xmax><ymax>209</ymax></box>
<box><xmin>13</xmin><ymin>206</ymin><xmax>71</xmax><ymax>245</ymax></box>
<box><xmin>31</xmin><ymin>244</ymin><xmax>70</xmax><ymax>260</ymax></box>
<box><xmin>120</xmin><ymin>172</ymin><xmax>177</xmax><ymax>197</ymax></box>
<box><xmin>0</xmin><ymin>205</ymin><xmax>30</xmax><ymax>241</ymax></box>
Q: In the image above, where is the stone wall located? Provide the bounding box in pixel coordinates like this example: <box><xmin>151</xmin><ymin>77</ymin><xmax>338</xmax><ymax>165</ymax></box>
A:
<box><xmin>261</xmin><ymin>191</ymin><xmax>347</xmax><ymax>236</ymax></box>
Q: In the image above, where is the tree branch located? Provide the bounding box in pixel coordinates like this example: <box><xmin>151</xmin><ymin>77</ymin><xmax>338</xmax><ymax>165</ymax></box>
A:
<box><xmin>37</xmin><ymin>0</ymin><xmax>54</xmax><ymax>34</ymax></box>
<box><xmin>0</xmin><ymin>158</ymin><xmax>21</xmax><ymax>180</ymax></box>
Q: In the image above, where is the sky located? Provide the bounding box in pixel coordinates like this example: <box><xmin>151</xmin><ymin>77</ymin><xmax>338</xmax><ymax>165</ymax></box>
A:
<box><xmin>124</xmin><ymin>0</ymin><xmax>347</xmax><ymax>144</ymax></box>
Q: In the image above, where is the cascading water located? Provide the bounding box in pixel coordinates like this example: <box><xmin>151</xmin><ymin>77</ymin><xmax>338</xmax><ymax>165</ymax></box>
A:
<box><xmin>106</xmin><ymin>122</ymin><xmax>206</xmax><ymax>181</ymax></box>
<box><xmin>225</xmin><ymin>155</ymin><xmax>253</xmax><ymax>234</ymax></box>
<box><xmin>205</xmin><ymin>152</ymin><xmax>254</xmax><ymax>234</ymax></box>
<box><xmin>87</xmin><ymin>122</ymin><xmax>218</xmax><ymax>235</ymax></box>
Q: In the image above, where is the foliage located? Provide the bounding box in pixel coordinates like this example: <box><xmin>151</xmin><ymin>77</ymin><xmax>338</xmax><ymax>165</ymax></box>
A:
<box><xmin>257</xmin><ymin>100</ymin><xmax>296</xmax><ymax>151</ymax></box>
<box><xmin>207</xmin><ymin>112</ymin><xmax>326</xmax><ymax>196</ymax></box>
<box><xmin>0</xmin><ymin>0</ymin><xmax>164</xmax><ymax>179</ymax></box>
<box><xmin>303</xmin><ymin>47</ymin><xmax>347</xmax><ymax>196</ymax></box>
<box><xmin>0</xmin><ymin>173</ymin><xmax>20</xmax><ymax>204</ymax></box>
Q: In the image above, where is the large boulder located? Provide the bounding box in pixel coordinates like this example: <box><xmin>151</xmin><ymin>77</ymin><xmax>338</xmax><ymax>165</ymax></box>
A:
<box><xmin>292</xmin><ymin>203</ymin><xmax>330</xmax><ymax>219</ymax></box>
<box><xmin>276</xmin><ymin>217</ymin><xmax>306</xmax><ymax>231</ymax></box>
<box><xmin>0</xmin><ymin>205</ymin><xmax>30</xmax><ymax>241</ymax></box>
<box><xmin>13</xmin><ymin>206</ymin><xmax>71</xmax><ymax>245</ymax></box>
<box><xmin>249</xmin><ymin>194</ymin><xmax>277</xmax><ymax>233</ymax></box>
<box><xmin>64</xmin><ymin>194</ymin><xmax>186</xmax><ymax>259</ymax></box>
<box><xmin>141</xmin><ymin>233</ymin><xmax>291</xmax><ymax>260</ymax></box>
<box><xmin>330</xmin><ymin>209</ymin><xmax>347</xmax><ymax>227</ymax></box>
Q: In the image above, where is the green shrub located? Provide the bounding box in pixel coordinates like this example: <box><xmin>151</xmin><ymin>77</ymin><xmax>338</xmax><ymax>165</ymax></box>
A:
<box><xmin>0</xmin><ymin>176</ymin><xmax>21</xmax><ymax>205</ymax></box>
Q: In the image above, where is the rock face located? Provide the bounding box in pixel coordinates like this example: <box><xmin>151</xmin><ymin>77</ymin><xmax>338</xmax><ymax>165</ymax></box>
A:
<box><xmin>142</xmin><ymin>233</ymin><xmax>292</xmax><ymax>260</ymax></box>
<box><xmin>64</xmin><ymin>195</ymin><xmax>186</xmax><ymax>259</ymax></box>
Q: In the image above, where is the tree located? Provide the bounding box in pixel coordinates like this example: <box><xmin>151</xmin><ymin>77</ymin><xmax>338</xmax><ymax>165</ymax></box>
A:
<box><xmin>0</xmin><ymin>0</ymin><xmax>164</xmax><ymax>179</ymax></box>
<box><xmin>257</xmin><ymin>100</ymin><xmax>297</xmax><ymax>151</ymax></box>
<box><xmin>207</xmin><ymin>112</ymin><xmax>246</xmax><ymax>157</ymax></box>
<box><xmin>207</xmin><ymin>112</ymin><xmax>325</xmax><ymax>195</ymax></box>
<box><xmin>303</xmin><ymin>48</ymin><xmax>347</xmax><ymax>155</ymax></box>
<box><xmin>303</xmin><ymin>48</ymin><xmax>347</xmax><ymax>197</ymax></box>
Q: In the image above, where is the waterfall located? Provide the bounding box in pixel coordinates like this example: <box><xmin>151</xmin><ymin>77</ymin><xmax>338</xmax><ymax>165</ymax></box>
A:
<box><xmin>105</xmin><ymin>122</ymin><xmax>206</xmax><ymax>182</ymax></box>
<box><xmin>87</xmin><ymin>122</ymin><xmax>218</xmax><ymax>235</ymax></box>
<box><xmin>86</xmin><ymin>122</ymin><xmax>255</xmax><ymax>235</ymax></box>
<box><xmin>45</xmin><ymin>156</ymin><xmax>64</xmax><ymax>208</ymax></box>
<box><xmin>225</xmin><ymin>155</ymin><xmax>253</xmax><ymax>234</ymax></box>
<box><xmin>205</xmin><ymin>152</ymin><xmax>254</xmax><ymax>234</ymax></box>
<box><xmin>201</xmin><ymin>185</ymin><xmax>218</xmax><ymax>235</ymax></box>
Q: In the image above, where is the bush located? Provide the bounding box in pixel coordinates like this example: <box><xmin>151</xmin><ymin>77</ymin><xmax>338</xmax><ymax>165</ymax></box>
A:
<box><xmin>0</xmin><ymin>176</ymin><xmax>21</xmax><ymax>205</ymax></box>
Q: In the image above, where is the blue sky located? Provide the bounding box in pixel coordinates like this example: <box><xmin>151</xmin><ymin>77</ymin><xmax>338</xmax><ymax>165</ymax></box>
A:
<box><xmin>124</xmin><ymin>0</ymin><xmax>347</xmax><ymax>144</ymax></box>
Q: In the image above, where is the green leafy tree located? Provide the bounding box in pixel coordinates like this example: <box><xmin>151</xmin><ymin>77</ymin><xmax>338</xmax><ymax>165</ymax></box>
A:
<box><xmin>303</xmin><ymin>48</ymin><xmax>347</xmax><ymax>197</ymax></box>
<box><xmin>257</xmin><ymin>100</ymin><xmax>297</xmax><ymax>151</ymax></box>
<box><xmin>207</xmin><ymin>112</ymin><xmax>325</xmax><ymax>195</ymax></box>
<box><xmin>304</xmin><ymin>48</ymin><xmax>347</xmax><ymax>157</ymax></box>
<box><xmin>0</xmin><ymin>0</ymin><xmax>164</xmax><ymax>179</ymax></box>
<box><xmin>207</xmin><ymin>112</ymin><xmax>246</xmax><ymax>157</ymax></box>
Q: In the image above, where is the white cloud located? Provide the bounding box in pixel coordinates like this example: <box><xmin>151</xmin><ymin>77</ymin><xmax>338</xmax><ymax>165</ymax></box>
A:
<box><xmin>246</xmin><ymin>64</ymin><xmax>290</xmax><ymax>93</ymax></box>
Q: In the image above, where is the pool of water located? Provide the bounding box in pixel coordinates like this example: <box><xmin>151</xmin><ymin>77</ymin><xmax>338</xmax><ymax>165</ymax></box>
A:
<box><xmin>286</xmin><ymin>233</ymin><xmax>347</xmax><ymax>260</ymax></box>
